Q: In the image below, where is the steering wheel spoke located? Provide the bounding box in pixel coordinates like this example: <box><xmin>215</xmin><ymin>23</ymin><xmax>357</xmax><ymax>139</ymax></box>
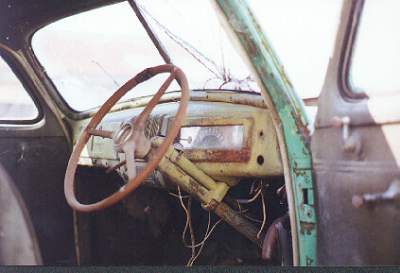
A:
<box><xmin>132</xmin><ymin>71</ymin><xmax>176</xmax><ymax>127</ymax></box>
<box><xmin>87</xmin><ymin>128</ymin><xmax>114</xmax><ymax>139</ymax></box>
<box><xmin>105</xmin><ymin>160</ymin><xmax>126</xmax><ymax>174</ymax></box>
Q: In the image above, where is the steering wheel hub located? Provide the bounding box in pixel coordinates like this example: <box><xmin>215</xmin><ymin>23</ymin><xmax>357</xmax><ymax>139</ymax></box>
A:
<box><xmin>113</xmin><ymin>122</ymin><xmax>134</xmax><ymax>152</ymax></box>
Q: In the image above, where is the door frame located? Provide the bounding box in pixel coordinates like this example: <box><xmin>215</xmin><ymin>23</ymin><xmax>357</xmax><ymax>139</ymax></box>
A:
<box><xmin>213</xmin><ymin>0</ymin><xmax>318</xmax><ymax>265</ymax></box>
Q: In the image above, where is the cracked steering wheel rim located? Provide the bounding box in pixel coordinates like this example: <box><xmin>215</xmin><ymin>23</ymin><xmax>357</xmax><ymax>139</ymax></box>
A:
<box><xmin>64</xmin><ymin>64</ymin><xmax>189</xmax><ymax>212</ymax></box>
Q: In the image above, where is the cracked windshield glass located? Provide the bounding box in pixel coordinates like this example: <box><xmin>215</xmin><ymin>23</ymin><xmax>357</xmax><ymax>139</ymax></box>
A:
<box><xmin>32</xmin><ymin>0</ymin><xmax>258</xmax><ymax>112</ymax></box>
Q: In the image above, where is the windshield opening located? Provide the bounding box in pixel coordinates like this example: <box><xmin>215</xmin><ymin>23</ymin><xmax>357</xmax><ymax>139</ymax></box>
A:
<box><xmin>32</xmin><ymin>0</ymin><xmax>259</xmax><ymax>112</ymax></box>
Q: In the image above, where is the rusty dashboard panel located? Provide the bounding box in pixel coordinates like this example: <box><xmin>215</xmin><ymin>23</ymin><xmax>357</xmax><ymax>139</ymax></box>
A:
<box><xmin>179</xmin><ymin>120</ymin><xmax>249</xmax><ymax>162</ymax></box>
<box><xmin>74</xmin><ymin>92</ymin><xmax>283</xmax><ymax>179</ymax></box>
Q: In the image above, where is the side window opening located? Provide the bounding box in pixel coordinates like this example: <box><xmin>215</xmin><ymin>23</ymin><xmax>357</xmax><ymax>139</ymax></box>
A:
<box><xmin>349</xmin><ymin>0</ymin><xmax>400</xmax><ymax>96</ymax></box>
<box><xmin>247</xmin><ymin>0</ymin><xmax>342</xmax><ymax>100</ymax></box>
<box><xmin>0</xmin><ymin>56</ymin><xmax>39</xmax><ymax>122</ymax></box>
<box><xmin>246</xmin><ymin>0</ymin><xmax>343</xmax><ymax>128</ymax></box>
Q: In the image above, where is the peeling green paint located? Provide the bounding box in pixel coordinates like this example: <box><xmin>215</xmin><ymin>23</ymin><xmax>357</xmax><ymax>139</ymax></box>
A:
<box><xmin>214</xmin><ymin>0</ymin><xmax>317</xmax><ymax>265</ymax></box>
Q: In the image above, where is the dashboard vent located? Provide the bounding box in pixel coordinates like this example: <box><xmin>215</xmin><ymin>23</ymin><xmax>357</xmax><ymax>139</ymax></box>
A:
<box><xmin>144</xmin><ymin>115</ymin><xmax>164</xmax><ymax>138</ymax></box>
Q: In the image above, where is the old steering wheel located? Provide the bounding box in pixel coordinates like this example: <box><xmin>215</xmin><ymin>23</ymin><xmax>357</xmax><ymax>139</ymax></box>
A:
<box><xmin>64</xmin><ymin>64</ymin><xmax>189</xmax><ymax>212</ymax></box>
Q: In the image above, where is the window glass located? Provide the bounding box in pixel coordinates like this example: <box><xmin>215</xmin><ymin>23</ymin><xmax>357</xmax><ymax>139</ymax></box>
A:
<box><xmin>248</xmin><ymin>0</ymin><xmax>342</xmax><ymax>99</ymax></box>
<box><xmin>0</xmin><ymin>57</ymin><xmax>38</xmax><ymax>121</ymax></box>
<box><xmin>350</xmin><ymin>0</ymin><xmax>400</xmax><ymax>96</ymax></box>
<box><xmin>32</xmin><ymin>2</ymin><xmax>165</xmax><ymax>112</ymax></box>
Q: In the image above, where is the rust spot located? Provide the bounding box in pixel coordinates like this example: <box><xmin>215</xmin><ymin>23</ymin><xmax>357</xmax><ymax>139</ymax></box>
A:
<box><xmin>188</xmin><ymin>177</ymin><xmax>208</xmax><ymax>196</ymax></box>
<box><xmin>293</xmin><ymin>167</ymin><xmax>306</xmax><ymax>177</ymax></box>
<box><xmin>202</xmin><ymin>199</ymin><xmax>219</xmax><ymax>211</ymax></box>
<box><xmin>184</xmin><ymin>118</ymin><xmax>244</xmax><ymax>126</ymax></box>
<box><xmin>184</xmin><ymin>147</ymin><xmax>251</xmax><ymax>163</ymax></box>
<box><xmin>237</xmin><ymin>32</ymin><xmax>257</xmax><ymax>57</ymax></box>
<box><xmin>291</xmin><ymin>109</ymin><xmax>311</xmax><ymax>147</ymax></box>
<box><xmin>300</xmin><ymin>222</ymin><xmax>315</xmax><ymax>235</ymax></box>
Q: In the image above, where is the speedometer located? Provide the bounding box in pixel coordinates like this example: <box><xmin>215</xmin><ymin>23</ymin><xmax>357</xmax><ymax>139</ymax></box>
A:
<box><xmin>180</xmin><ymin>125</ymin><xmax>244</xmax><ymax>150</ymax></box>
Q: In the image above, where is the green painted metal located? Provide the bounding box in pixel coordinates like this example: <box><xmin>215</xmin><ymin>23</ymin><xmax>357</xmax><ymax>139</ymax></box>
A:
<box><xmin>214</xmin><ymin>0</ymin><xmax>317</xmax><ymax>265</ymax></box>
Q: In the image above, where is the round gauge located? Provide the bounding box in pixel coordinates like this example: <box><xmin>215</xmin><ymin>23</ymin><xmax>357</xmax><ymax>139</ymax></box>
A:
<box><xmin>193</xmin><ymin>127</ymin><xmax>224</xmax><ymax>148</ymax></box>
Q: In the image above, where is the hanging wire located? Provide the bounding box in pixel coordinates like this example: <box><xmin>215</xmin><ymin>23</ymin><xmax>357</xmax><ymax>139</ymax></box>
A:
<box><xmin>174</xmin><ymin>186</ymin><xmax>222</xmax><ymax>266</ymax></box>
<box><xmin>257</xmin><ymin>187</ymin><xmax>267</xmax><ymax>239</ymax></box>
<box><xmin>136</xmin><ymin>2</ymin><xmax>220</xmax><ymax>78</ymax></box>
<box><xmin>234</xmin><ymin>181</ymin><xmax>268</xmax><ymax>233</ymax></box>
<box><xmin>176</xmin><ymin>186</ymin><xmax>196</xmax><ymax>262</ymax></box>
<box><xmin>236</xmin><ymin>188</ymin><xmax>262</xmax><ymax>204</ymax></box>
<box><xmin>168</xmin><ymin>191</ymin><xmax>190</xmax><ymax>199</ymax></box>
<box><xmin>188</xmin><ymin>213</ymin><xmax>222</xmax><ymax>266</ymax></box>
<box><xmin>135</xmin><ymin>0</ymin><xmax>256</xmax><ymax>91</ymax></box>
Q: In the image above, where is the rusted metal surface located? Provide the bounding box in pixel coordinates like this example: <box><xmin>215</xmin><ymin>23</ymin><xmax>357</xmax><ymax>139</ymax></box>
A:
<box><xmin>180</xmin><ymin>117</ymin><xmax>253</xmax><ymax>163</ymax></box>
<box><xmin>64</xmin><ymin>64</ymin><xmax>190</xmax><ymax>212</ymax></box>
<box><xmin>184</xmin><ymin>148</ymin><xmax>251</xmax><ymax>163</ymax></box>
<box><xmin>70</xmin><ymin>90</ymin><xmax>267</xmax><ymax>120</ymax></box>
<box><xmin>156</xmin><ymin>142</ymin><xmax>262</xmax><ymax>248</ymax></box>
<box><xmin>167</xmin><ymin>148</ymin><xmax>219</xmax><ymax>190</ymax></box>
<box><xmin>157</xmin><ymin>156</ymin><xmax>209</xmax><ymax>201</ymax></box>
<box><xmin>75</xmin><ymin>95</ymin><xmax>282</xmax><ymax>179</ymax></box>
<box><xmin>158</xmin><ymin>140</ymin><xmax>229</xmax><ymax>203</ymax></box>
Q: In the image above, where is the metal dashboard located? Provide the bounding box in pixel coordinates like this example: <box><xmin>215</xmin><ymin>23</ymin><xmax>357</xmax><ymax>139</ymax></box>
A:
<box><xmin>75</xmin><ymin>91</ymin><xmax>283</xmax><ymax>180</ymax></box>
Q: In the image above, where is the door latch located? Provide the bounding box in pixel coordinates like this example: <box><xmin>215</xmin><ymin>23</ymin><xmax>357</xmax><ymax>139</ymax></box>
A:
<box><xmin>331</xmin><ymin>116</ymin><xmax>362</xmax><ymax>155</ymax></box>
<box><xmin>352</xmin><ymin>179</ymin><xmax>400</xmax><ymax>209</ymax></box>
